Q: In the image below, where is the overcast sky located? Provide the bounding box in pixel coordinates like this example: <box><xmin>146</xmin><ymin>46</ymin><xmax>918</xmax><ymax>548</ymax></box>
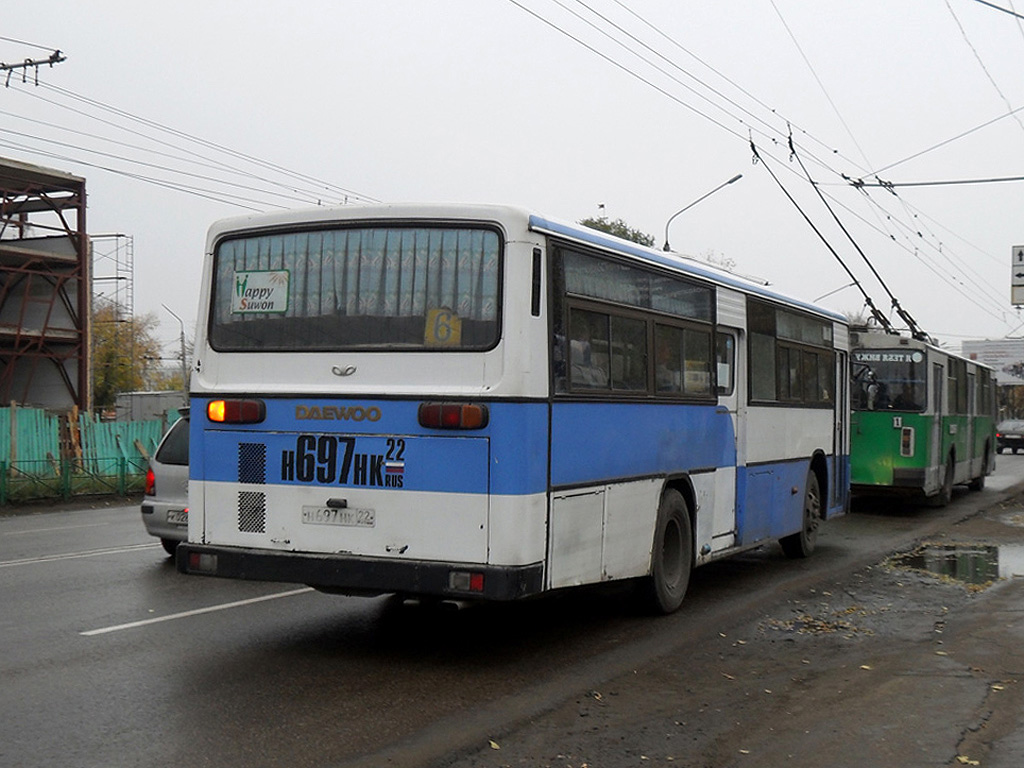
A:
<box><xmin>3</xmin><ymin>1</ymin><xmax>1024</xmax><ymax>354</ymax></box>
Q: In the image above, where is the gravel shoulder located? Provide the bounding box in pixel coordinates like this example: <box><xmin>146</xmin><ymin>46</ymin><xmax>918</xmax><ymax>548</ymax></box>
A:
<box><xmin>446</xmin><ymin>496</ymin><xmax>1024</xmax><ymax>768</ymax></box>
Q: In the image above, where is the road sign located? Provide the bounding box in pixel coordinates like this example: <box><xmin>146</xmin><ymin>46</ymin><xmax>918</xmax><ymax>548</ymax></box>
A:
<box><xmin>1013</xmin><ymin>246</ymin><xmax>1024</xmax><ymax>305</ymax></box>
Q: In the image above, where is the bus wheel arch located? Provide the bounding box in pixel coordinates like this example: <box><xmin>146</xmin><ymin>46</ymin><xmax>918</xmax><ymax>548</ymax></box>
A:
<box><xmin>640</xmin><ymin>483</ymin><xmax>694</xmax><ymax>614</ymax></box>
<box><xmin>780</xmin><ymin>460</ymin><xmax>824</xmax><ymax>559</ymax></box>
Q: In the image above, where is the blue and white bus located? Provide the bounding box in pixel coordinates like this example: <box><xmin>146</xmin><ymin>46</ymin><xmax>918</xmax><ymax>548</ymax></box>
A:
<box><xmin>178</xmin><ymin>203</ymin><xmax>850</xmax><ymax>613</ymax></box>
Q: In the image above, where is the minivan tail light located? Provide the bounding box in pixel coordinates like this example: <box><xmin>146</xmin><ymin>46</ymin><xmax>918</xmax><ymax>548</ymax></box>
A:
<box><xmin>207</xmin><ymin>399</ymin><xmax>266</xmax><ymax>424</ymax></box>
<box><xmin>418</xmin><ymin>403</ymin><xmax>489</xmax><ymax>430</ymax></box>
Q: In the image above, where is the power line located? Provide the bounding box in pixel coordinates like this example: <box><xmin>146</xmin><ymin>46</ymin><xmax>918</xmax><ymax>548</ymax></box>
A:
<box><xmin>973</xmin><ymin>0</ymin><xmax>1024</xmax><ymax>21</ymax></box>
<box><xmin>946</xmin><ymin>0</ymin><xmax>1024</xmax><ymax>137</ymax></box>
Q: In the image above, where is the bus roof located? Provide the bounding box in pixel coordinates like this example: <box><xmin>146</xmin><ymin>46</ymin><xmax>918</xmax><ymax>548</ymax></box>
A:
<box><xmin>528</xmin><ymin>213</ymin><xmax>847</xmax><ymax>324</ymax></box>
<box><xmin>204</xmin><ymin>202</ymin><xmax>845</xmax><ymax>325</ymax></box>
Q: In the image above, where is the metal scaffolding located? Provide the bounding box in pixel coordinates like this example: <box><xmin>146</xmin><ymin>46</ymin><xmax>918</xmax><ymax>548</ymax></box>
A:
<box><xmin>0</xmin><ymin>156</ymin><xmax>90</xmax><ymax>410</ymax></box>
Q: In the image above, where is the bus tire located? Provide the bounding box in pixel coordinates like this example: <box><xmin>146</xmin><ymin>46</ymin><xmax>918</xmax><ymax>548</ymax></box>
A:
<box><xmin>641</xmin><ymin>488</ymin><xmax>693</xmax><ymax>614</ymax></box>
<box><xmin>781</xmin><ymin>469</ymin><xmax>820</xmax><ymax>559</ymax></box>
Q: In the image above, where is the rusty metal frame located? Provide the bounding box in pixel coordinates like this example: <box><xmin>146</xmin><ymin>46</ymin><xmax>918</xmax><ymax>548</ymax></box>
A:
<box><xmin>0</xmin><ymin>156</ymin><xmax>89</xmax><ymax>409</ymax></box>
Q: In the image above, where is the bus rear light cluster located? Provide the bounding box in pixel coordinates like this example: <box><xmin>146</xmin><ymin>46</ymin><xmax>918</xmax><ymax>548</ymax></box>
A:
<box><xmin>188</xmin><ymin>552</ymin><xmax>218</xmax><ymax>574</ymax></box>
<box><xmin>448</xmin><ymin>570</ymin><xmax>485</xmax><ymax>593</ymax></box>
<box><xmin>207</xmin><ymin>399</ymin><xmax>266</xmax><ymax>424</ymax></box>
<box><xmin>418</xmin><ymin>402</ymin><xmax>489</xmax><ymax>430</ymax></box>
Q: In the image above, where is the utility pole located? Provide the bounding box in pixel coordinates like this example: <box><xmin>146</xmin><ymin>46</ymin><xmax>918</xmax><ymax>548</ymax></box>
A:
<box><xmin>162</xmin><ymin>305</ymin><xmax>189</xmax><ymax>401</ymax></box>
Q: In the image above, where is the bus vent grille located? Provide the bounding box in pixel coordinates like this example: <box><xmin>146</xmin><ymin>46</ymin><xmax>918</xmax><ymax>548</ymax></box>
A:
<box><xmin>237</xmin><ymin>491</ymin><xmax>266</xmax><ymax>533</ymax></box>
<box><xmin>238</xmin><ymin>442</ymin><xmax>267</xmax><ymax>484</ymax></box>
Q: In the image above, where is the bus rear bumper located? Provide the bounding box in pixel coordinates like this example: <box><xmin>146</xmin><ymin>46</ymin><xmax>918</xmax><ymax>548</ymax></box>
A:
<box><xmin>176</xmin><ymin>543</ymin><xmax>545</xmax><ymax>601</ymax></box>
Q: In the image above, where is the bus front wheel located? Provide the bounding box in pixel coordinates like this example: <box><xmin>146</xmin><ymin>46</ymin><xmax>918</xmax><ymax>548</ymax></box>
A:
<box><xmin>781</xmin><ymin>469</ymin><xmax>820</xmax><ymax>559</ymax></box>
<box><xmin>641</xmin><ymin>488</ymin><xmax>693</xmax><ymax>614</ymax></box>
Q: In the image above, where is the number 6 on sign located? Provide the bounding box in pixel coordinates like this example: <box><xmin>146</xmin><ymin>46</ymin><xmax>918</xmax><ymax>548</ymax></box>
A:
<box><xmin>425</xmin><ymin>308</ymin><xmax>462</xmax><ymax>346</ymax></box>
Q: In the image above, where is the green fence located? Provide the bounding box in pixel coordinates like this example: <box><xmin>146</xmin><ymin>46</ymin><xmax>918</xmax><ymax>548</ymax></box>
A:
<box><xmin>0</xmin><ymin>406</ymin><xmax>179</xmax><ymax>505</ymax></box>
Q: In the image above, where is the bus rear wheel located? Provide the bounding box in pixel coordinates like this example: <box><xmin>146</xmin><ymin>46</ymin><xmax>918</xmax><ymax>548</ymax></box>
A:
<box><xmin>780</xmin><ymin>469</ymin><xmax>820</xmax><ymax>559</ymax></box>
<box><xmin>641</xmin><ymin>488</ymin><xmax>693</xmax><ymax>614</ymax></box>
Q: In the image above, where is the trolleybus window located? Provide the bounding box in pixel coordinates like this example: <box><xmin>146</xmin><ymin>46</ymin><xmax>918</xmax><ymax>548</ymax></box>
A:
<box><xmin>851</xmin><ymin>349</ymin><xmax>926</xmax><ymax>412</ymax></box>
<box><xmin>209</xmin><ymin>226</ymin><xmax>501</xmax><ymax>351</ymax></box>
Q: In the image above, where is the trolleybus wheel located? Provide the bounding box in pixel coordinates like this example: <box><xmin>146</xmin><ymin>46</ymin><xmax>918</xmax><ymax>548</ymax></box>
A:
<box><xmin>780</xmin><ymin>469</ymin><xmax>820</xmax><ymax>559</ymax></box>
<box><xmin>641</xmin><ymin>488</ymin><xmax>693</xmax><ymax>614</ymax></box>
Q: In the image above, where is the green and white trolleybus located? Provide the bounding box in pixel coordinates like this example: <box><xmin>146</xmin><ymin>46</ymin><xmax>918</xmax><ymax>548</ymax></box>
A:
<box><xmin>850</xmin><ymin>328</ymin><xmax>996</xmax><ymax>504</ymax></box>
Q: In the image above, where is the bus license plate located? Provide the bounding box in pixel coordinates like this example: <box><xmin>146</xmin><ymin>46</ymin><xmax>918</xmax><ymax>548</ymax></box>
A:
<box><xmin>301</xmin><ymin>506</ymin><xmax>375</xmax><ymax>528</ymax></box>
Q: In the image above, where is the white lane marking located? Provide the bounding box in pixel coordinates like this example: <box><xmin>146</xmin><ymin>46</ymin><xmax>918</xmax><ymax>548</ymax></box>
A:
<box><xmin>2</xmin><ymin>522</ymin><xmax>113</xmax><ymax>536</ymax></box>
<box><xmin>0</xmin><ymin>543</ymin><xmax>160</xmax><ymax>567</ymax></box>
<box><xmin>80</xmin><ymin>587</ymin><xmax>316</xmax><ymax>636</ymax></box>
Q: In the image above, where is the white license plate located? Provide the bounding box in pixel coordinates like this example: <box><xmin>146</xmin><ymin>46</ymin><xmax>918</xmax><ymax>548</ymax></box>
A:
<box><xmin>166</xmin><ymin>509</ymin><xmax>188</xmax><ymax>525</ymax></box>
<box><xmin>301</xmin><ymin>505</ymin><xmax>375</xmax><ymax>528</ymax></box>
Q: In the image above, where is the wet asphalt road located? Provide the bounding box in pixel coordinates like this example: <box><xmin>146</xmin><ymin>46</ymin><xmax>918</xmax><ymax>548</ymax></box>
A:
<box><xmin>2</xmin><ymin>459</ymin><xmax>1024</xmax><ymax>768</ymax></box>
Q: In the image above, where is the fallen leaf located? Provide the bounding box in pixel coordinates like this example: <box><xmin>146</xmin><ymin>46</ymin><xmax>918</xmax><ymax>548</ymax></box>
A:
<box><xmin>489</xmin><ymin>740</ymin><xmax>500</xmax><ymax>750</ymax></box>
<box><xmin>860</xmin><ymin>665</ymin><xmax>872</xmax><ymax>670</ymax></box>
<box><xmin>955</xmin><ymin>756</ymin><xmax>979</xmax><ymax>766</ymax></box>
<box><xmin>722</xmin><ymin>673</ymin><xmax>736</xmax><ymax>680</ymax></box>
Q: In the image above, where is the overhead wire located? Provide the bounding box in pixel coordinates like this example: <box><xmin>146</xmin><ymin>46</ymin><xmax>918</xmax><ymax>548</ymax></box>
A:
<box><xmin>605</xmin><ymin>0</ymin><xmax>861</xmax><ymax>174</ymax></box>
<box><xmin>768</xmin><ymin>0</ymin><xmax>874</xmax><ymax>171</ymax></box>
<box><xmin>38</xmin><ymin>81</ymin><xmax>381</xmax><ymax>203</ymax></box>
<box><xmin>0</xmin><ymin>124</ymin><xmax>323</xmax><ymax>207</ymax></box>
<box><xmin>946</xmin><ymin>0</ymin><xmax>1024</xmax><ymax>137</ymax></box>
<box><xmin>2</xmin><ymin>77</ymin><xmax>380</xmax><ymax>210</ymax></box>
<box><xmin>865</xmin><ymin>104</ymin><xmax>1024</xmax><ymax>177</ymax></box>
<box><xmin>748</xmin><ymin>136</ymin><xmax>895</xmax><ymax>333</ymax></box>
<box><xmin>510</xmin><ymin>0</ymin><xmax>1015</xmax><ymax>333</ymax></box>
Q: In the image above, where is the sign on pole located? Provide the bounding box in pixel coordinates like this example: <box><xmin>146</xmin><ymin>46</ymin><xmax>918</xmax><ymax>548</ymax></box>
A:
<box><xmin>1013</xmin><ymin>246</ymin><xmax>1024</xmax><ymax>305</ymax></box>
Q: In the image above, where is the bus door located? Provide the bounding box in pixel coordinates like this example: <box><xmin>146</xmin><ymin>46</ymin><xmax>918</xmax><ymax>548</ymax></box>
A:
<box><xmin>931</xmin><ymin>362</ymin><xmax>944</xmax><ymax>488</ymax></box>
<box><xmin>967</xmin><ymin>372</ymin><xmax>977</xmax><ymax>471</ymax></box>
<box><xmin>709</xmin><ymin>328</ymin><xmax>740</xmax><ymax>553</ymax></box>
<box><xmin>834</xmin><ymin>350</ymin><xmax>849</xmax><ymax>508</ymax></box>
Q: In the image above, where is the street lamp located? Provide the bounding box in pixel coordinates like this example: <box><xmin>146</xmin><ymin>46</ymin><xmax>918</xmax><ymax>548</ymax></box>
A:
<box><xmin>662</xmin><ymin>173</ymin><xmax>743</xmax><ymax>252</ymax></box>
<box><xmin>162</xmin><ymin>304</ymin><xmax>189</xmax><ymax>400</ymax></box>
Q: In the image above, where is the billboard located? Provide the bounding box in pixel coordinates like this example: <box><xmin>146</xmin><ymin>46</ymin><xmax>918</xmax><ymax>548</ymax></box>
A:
<box><xmin>962</xmin><ymin>338</ymin><xmax>1024</xmax><ymax>386</ymax></box>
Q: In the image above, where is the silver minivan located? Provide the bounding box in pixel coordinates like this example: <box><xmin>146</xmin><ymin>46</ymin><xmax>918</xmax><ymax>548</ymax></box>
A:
<box><xmin>141</xmin><ymin>411</ymin><xmax>189</xmax><ymax>556</ymax></box>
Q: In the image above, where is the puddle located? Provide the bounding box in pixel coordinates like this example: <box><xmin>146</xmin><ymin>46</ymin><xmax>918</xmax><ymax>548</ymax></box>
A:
<box><xmin>889</xmin><ymin>543</ymin><xmax>1024</xmax><ymax>585</ymax></box>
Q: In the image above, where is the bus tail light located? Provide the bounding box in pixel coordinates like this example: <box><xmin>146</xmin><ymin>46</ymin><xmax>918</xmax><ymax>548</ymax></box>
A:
<box><xmin>418</xmin><ymin>403</ymin><xmax>489</xmax><ymax>430</ymax></box>
<box><xmin>900</xmin><ymin>426</ymin><xmax>915</xmax><ymax>457</ymax></box>
<box><xmin>188</xmin><ymin>552</ymin><xmax>218</xmax><ymax>574</ymax></box>
<box><xmin>448</xmin><ymin>570</ymin><xmax>485</xmax><ymax>593</ymax></box>
<box><xmin>207</xmin><ymin>399</ymin><xmax>266</xmax><ymax>424</ymax></box>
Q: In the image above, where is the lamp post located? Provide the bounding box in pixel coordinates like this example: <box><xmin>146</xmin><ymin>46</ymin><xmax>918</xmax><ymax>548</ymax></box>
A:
<box><xmin>662</xmin><ymin>173</ymin><xmax>743</xmax><ymax>252</ymax></box>
<box><xmin>162</xmin><ymin>304</ymin><xmax>189</xmax><ymax>400</ymax></box>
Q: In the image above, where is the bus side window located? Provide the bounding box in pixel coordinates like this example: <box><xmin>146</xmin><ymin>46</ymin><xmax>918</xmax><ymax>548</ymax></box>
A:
<box><xmin>569</xmin><ymin>309</ymin><xmax>610</xmax><ymax>389</ymax></box>
<box><xmin>715</xmin><ymin>332</ymin><xmax>735</xmax><ymax>396</ymax></box>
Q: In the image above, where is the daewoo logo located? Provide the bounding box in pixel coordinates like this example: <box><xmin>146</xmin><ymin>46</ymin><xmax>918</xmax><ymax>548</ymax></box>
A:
<box><xmin>296</xmin><ymin>405</ymin><xmax>382</xmax><ymax>422</ymax></box>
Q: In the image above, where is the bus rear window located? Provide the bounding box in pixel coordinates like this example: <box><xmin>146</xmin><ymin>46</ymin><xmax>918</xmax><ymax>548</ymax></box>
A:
<box><xmin>209</xmin><ymin>226</ymin><xmax>501</xmax><ymax>351</ymax></box>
